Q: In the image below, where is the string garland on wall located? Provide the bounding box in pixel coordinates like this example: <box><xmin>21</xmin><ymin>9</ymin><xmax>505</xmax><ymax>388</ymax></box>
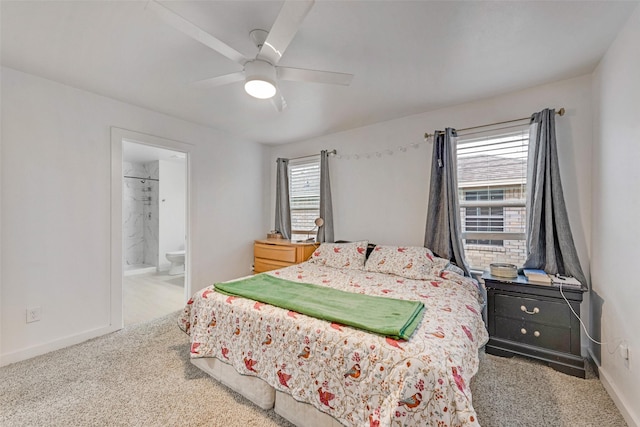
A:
<box><xmin>331</xmin><ymin>107</ymin><xmax>564</xmax><ymax>162</ymax></box>
<box><xmin>332</xmin><ymin>135</ymin><xmax>433</xmax><ymax>161</ymax></box>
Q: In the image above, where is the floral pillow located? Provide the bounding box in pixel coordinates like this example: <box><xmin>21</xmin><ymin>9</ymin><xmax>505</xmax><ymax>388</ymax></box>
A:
<box><xmin>307</xmin><ymin>241</ymin><xmax>369</xmax><ymax>270</ymax></box>
<box><xmin>364</xmin><ymin>245</ymin><xmax>438</xmax><ymax>280</ymax></box>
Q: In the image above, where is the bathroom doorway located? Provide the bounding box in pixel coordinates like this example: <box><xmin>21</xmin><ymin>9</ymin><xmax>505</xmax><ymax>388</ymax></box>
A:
<box><xmin>110</xmin><ymin>128</ymin><xmax>192</xmax><ymax>329</ymax></box>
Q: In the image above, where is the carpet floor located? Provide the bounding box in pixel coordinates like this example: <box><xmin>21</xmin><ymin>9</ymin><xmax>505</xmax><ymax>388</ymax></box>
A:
<box><xmin>0</xmin><ymin>311</ymin><xmax>627</xmax><ymax>426</ymax></box>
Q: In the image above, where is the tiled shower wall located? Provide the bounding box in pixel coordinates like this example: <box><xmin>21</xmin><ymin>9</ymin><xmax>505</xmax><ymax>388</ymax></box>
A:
<box><xmin>123</xmin><ymin>161</ymin><xmax>159</xmax><ymax>268</ymax></box>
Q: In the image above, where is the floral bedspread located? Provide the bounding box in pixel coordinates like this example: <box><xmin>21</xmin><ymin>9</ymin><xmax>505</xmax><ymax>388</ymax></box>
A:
<box><xmin>178</xmin><ymin>262</ymin><xmax>488</xmax><ymax>427</ymax></box>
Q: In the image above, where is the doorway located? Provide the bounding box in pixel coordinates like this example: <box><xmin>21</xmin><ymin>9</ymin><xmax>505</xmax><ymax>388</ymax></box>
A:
<box><xmin>110</xmin><ymin>128</ymin><xmax>192</xmax><ymax>329</ymax></box>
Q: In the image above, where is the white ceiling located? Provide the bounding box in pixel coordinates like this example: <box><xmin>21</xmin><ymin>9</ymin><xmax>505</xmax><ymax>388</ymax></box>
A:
<box><xmin>2</xmin><ymin>1</ymin><xmax>637</xmax><ymax>145</ymax></box>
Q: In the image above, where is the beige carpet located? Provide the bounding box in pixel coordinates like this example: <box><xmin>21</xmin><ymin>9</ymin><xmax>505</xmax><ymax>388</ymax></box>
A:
<box><xmin>0</xmin><ymin>312</ymin><xmax>627</xmax><ymax>426</ymax></box>
<box><xmin>471</xmin><ymin>352</ymin><xmax>626</xmax><ymax>426</ymax></box>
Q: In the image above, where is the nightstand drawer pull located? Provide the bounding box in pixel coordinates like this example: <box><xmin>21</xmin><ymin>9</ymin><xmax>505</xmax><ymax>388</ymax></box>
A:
<box><xmin>519</xmin><ymin>328</ymin><xmax>541</xmax><ymax>337</ymax></box>
<box><xmin>520</xmin><ymin>305</ymin><xmax>540</xmax><ymax>315</ymax></box>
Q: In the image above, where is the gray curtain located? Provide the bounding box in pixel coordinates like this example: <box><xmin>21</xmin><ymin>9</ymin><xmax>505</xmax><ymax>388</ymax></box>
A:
<box><xmin>317</xmin><ymin>150</ymin><xmax>334</xmax><ymax>243</ymax></box>
<box><xmin>523</xmin><ymin>109</ymin><xmax>586</xmax><ymax>285</ymax></box>
<box><xmin>274</xmin><ymin>158</ymin><xmax>291</xmax><ymax>240</ymax></box>
<box><xmin>424</xmin><ymin>128</ymin><xmax>470</xmax><ymax>276</ymax></box>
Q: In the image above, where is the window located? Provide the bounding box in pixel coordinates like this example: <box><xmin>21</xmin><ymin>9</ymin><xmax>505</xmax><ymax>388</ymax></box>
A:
<box><xmin>289</xmin><ymin>157</ymin><xmax>320</xmax><ymax>241</ymax></box>
<box><xmin>457</xmin><ymin>129</ymin><xmax>529</xmax><ymax>270</ymax></box>
<box><xmin>464</xmin><ymin>189</ymin><xmax>504</xmax><ymax>246</ymax></box>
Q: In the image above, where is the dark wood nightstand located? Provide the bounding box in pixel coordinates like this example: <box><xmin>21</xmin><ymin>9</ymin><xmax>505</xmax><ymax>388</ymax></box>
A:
<box><xmin>482</xmin><ymin>271</ymin><xmax>587</xmax><ymax>378</ymax></box>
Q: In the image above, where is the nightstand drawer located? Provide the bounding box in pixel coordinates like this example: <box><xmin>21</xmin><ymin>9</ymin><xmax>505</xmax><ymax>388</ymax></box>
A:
<box><xmin>494</xmin><ymin>316</ymin><xmax>571</xmax><ymax>353</ymax></box>
<box><xmin>254</xmin><ymin>243</ymin><xmax>297</xmax><ymax>263</ymax></box>
<box><xmin>494</xmin><ymin>294</ymin><xmax>570</xmax><ymax>325</ymax></box>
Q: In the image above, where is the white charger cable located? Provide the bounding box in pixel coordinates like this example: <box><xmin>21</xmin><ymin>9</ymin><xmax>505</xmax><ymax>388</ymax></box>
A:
<box><xmin>558</xmin><ymin>282</ymin><xmax>626</xmax><ymax>356</ymax></box>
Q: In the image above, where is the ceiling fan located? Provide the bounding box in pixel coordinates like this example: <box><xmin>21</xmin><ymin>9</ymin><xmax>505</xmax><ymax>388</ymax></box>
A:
<box><xmin>147</xmin><ymin>0</ymin><xmax>354</xmax><ymax>112</ymax></box>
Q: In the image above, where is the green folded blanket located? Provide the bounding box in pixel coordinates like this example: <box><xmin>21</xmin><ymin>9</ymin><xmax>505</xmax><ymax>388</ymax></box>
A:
<box><xmin>214</xmin><ymin>274</ymin><xmax>425</xmax><ymax>340</ymax></box>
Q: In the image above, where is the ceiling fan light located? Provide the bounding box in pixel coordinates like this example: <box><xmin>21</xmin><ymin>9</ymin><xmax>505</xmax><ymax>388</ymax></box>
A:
<box><xmin>244</xmin><ymin>59</ymin><xmax>277</xmax><ymax>99</ymax></box>
<box><xmin>244</xmin><ymin>78</ymin><xmax>277</xmax><ymax>99</ymax></box>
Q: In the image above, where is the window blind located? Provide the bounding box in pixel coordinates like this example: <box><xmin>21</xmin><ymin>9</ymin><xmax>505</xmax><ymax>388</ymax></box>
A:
<box><xmin>456</xmin><ymin>128</ymin><xmax>530</xmax><ymax>269</ymax></box>
<box><xmin>289</xmin><ymin>157</ymin><xmax>321</xmax><ymax>237</ymax></box>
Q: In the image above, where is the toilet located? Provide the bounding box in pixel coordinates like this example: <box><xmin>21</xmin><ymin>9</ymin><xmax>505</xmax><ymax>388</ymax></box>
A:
<box><xmin>166</xmin><ymin>250</ymin><xmax>186</xmax><ymax>275</ymax></box>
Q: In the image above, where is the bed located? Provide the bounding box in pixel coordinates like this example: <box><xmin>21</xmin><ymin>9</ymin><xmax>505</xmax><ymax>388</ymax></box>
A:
<box><xmin>178</xmin><ymin>242</ymin><xmax>488</xmax><ymax>426</ymax></box>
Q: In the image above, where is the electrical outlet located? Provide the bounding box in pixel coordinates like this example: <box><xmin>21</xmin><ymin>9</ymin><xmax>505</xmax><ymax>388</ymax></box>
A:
<box><xmin>26</xmin><ymin>306</ymin><xmax>42</xmax><ymax>323</ymax></box>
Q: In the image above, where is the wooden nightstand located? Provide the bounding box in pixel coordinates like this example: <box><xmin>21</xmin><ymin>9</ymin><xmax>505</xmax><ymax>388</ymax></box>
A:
<box><xmin>482</xmin><ymin>272</ymin><xmax>587</xmax><ymax>378</ymax></box>
<box><xmin>253</xmin><ymin>239</ymin><xmax>317</xmax><ymax>274</ymax></box>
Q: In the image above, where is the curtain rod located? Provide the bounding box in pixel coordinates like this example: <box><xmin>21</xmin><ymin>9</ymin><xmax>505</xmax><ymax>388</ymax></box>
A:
<box><xmin>423</xmin><ymin>107</ymin><xmax>565</xmax><ymax>140</ymax></box>
<box><xmin>282</xmin><ymin>149</ymin><xmax>337</xmax><ymax>162</ymax></box>
<box><xmin>124</xmin><ymin>175</ymin><xmax>159</xmax><ymax>182</ymax></box>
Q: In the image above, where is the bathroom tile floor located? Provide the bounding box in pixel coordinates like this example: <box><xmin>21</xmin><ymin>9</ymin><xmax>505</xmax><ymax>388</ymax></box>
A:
<box><xmin>123</xmin><ymin>271</ymin><xmax>185</xmax><ymax>326</ymax></box>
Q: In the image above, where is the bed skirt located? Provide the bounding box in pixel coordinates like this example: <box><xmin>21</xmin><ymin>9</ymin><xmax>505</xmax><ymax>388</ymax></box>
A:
<box><xmin>274</xmin><ymin>391</ymin><xmax>344</xmax><ymax>427</ymax></box>
<box><xmin>190</xmin><ymin>357</ymin><xmax>344</xmax><ymax>426</ymax></box>
<box><xmin>190</xmin><ymin>358</ymin><xmax>275</xmax><ymax>410</ymax></box>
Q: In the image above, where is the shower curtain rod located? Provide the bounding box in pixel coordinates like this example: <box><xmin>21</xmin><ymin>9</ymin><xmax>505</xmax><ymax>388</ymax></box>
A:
<box><xmin>423</xmin><ymin>107</ymin><xmax>565</xmax><ymax>140</ymax></box>
<box><xmin>124</xmin><ymin>175</ymin><xmax>159</xmax><ymax>182</ymax></box>
<box><xmin>282</xmin><ymin>149</ymin><xmax>338</xmax><ymax>162</ymax></box>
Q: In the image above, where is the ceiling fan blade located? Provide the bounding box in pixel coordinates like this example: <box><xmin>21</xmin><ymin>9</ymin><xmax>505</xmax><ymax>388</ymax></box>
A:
<box><xmin>270</xmin><ymin>91</ymin><xmax>287</xmax><ymax>112</ymax></box>
<box><xmin>189</xmin><ymin>72</ymin><xmax>245</xmax><ymax>89</ymax></box>
<box><xmin>147</xmin><ymin>0</ymin><xmax>248</xmax><ymax>65</ymax></box>
<box><xmin>257</xmin><ymin>0</ymin><xmax>314</xmax><ymax>66</ymax></box>
<box><xmin>278</xmin><ymin>67</ymin><xmax>353</xmax><ymax>86</ymax></box>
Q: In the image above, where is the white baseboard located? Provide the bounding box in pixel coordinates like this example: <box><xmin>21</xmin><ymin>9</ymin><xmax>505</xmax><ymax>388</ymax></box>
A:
<box><xmin>157</xmin><ymin>262</ymin><xmax>171</xmax><ymax>273</ymax></box>
<box><xmin>0</xmin><ymin>324</ymin><xmax>120</xmax><ymax>367</ymax></box>
<box><xmin>598</xmin><ymin>365</ymin><xmax>639</xmax><ymax>427</ymax></box>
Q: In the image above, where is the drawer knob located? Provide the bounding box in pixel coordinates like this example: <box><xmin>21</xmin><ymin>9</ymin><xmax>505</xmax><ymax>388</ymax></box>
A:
<box><xmin>520</xmin><ymin>305</ymin><xmax>540</xmax><ymax>315</ymax></box>
<box><xmin>534</xmin><ymin>331</ymin><xmax>541</xmax><ymax>338</ymax></box>
<box><xmin>520</xmin><ymin>328</ymin><xmax>527</xmax><ymax>335</ymax></box>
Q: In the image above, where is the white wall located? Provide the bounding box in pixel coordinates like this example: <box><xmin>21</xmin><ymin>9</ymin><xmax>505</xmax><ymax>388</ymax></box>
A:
<box><xmin>158</xmin><ymin>159</ymin><xmax>186</xmax><ymax>271</ymax></box>
<box><xmin>0</xmin><ymin>60</ymin><xmax>3</xmax><ymax>368</ymax></box>
<box><xmin>268</xmin><ymin>75</ymin><xmax>592</xmax><ymax>280</ymax></box>
<box><xmin>591</xmin><ymin>5</ymin><xmax>640</xmax><ymax>426</ymax></box>
<box><xmin>0</xmin><ymin>67</ymin><xmax>266</xmax><ymax>365</ymax></box>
